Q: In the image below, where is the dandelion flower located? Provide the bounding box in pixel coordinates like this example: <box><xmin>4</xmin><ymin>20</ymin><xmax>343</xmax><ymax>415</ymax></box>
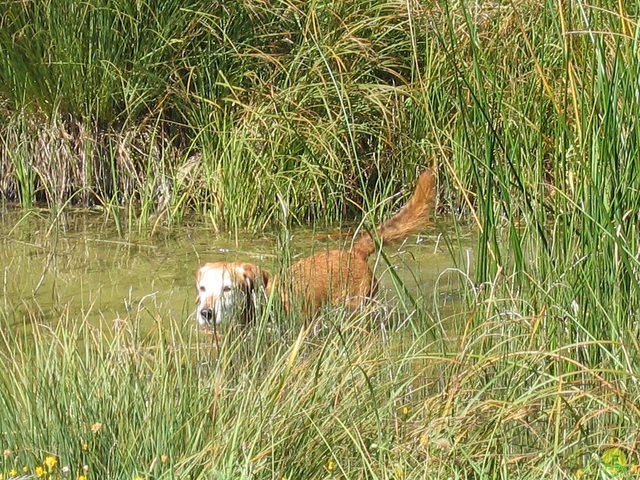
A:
<box><xmin>602</xmin><ymin>447</ymin><xmax>628</xmax><ymax>474</ymax></box>
<box><xmin>78</xmin><ymin>476</ymin><xmax>88</xmax><ymax>480</ymax></box>
<box><xmin>602</xmin><ymin>447</ymin><xmax>627</xmax><ymax>465</ymax></box>
<box><xmin>44</xmin><ymin>455</ymin><xmax>58</xmax><ymax>470</ymax></box>
<box><xmin>35</xmin><ymin>465</ymin><xmax>45</xmax><ymax>477</ymax></box>
<box><xmin>8</xmin><ymin>469</ymin><xmax>17</xmax><ymax>477</ymax></box>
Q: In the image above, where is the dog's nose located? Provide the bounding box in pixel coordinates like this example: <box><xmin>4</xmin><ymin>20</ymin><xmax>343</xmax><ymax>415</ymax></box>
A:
<box><xmin>200</xmin><ymin>308</ymin><xmax>215</xmax><ymax>323</ymax></box>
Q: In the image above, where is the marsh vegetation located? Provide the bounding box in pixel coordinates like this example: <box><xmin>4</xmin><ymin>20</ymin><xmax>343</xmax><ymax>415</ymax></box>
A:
<box><xmin>1</xmin><ymin>0</ymin><xmax>640</xmax><ymax>478</ymax></box>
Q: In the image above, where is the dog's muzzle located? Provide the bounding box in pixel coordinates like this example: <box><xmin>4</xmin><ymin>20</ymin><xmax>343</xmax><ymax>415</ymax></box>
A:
<box><xmin>200</xmin><ymin>308</ymin><xmax>215</xmax><ymax>325</ymax></box>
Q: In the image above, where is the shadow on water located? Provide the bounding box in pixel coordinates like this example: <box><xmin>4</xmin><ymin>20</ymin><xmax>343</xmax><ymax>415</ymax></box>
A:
<box><xmin>0</xmin><ymin>207</ymin><xmax>475</xmax><ymax>335</ymax></box>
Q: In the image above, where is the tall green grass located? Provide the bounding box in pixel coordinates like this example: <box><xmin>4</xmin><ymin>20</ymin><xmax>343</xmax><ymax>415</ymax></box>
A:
<box><xmin>0</xmin><ymin>0</ymin><xmax>430</xmax><ymax>229</ymax></box>
<box><xmin>2</xmin><ymin>0</ymin><xmax>640</xmax><ymax>478</ymax></box>
<box><xmin>1</xmin><ymin>0</ymin><xmax>635</xmax><ymax>236</ymax></box>
<box><xmin>1</xmin><ymin>279</ymin><xmax>638</xmax><ymax>479</ymax></box>
<box><xmin>1</xmin><ymin>0</ymin><xmax>635</xmax><ymax>232</ymax></box>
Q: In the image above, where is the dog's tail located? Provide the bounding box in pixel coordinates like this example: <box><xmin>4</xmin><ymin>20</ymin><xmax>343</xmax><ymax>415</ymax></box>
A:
<box><xmin>353</xmin><ymin>168</ymin><xmax>436</xmax><ymax>258</ymax></box>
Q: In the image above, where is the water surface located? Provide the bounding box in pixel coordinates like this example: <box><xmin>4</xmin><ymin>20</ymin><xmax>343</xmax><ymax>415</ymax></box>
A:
<box><xmin>0</xmin><ymin>208</ymin><xmax>472</xmax><ymax>332</ymax></box>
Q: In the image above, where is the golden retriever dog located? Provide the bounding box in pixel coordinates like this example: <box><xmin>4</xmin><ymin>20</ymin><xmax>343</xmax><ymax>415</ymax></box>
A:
<box><xmin>195</xmin><ymin>168</ymin><xmax>435</xmax><ymax>325</ymax></box>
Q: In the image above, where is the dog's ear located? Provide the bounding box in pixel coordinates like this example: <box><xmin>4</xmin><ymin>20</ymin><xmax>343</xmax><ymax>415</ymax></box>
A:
<box><xmin>258</xmin><ymin>267</ymin><xmax>270</xmax><ymax>288</ymax></box>
<box><xmin>237</xmin><ymin>263</ymin><xmax>270</xmax><ymax>290</ymax></box>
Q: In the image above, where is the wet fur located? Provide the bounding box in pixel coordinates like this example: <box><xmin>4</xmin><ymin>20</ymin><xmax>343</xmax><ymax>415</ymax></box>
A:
<box><xmin>269</xmin><ymin>168</ymin><xmax>436</xmax><ymax>316</ymax></box>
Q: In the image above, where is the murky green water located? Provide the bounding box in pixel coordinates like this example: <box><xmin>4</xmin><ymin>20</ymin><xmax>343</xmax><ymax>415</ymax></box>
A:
<box><xmin>0</xmin><ymin>208</ymin><xmax>473</xmax><ymax>332</ymax></box>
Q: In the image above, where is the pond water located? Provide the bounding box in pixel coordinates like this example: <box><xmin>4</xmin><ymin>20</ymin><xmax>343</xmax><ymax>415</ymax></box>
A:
<box><xmin>0</xmin><ymin>208</ymin><xmax>473</xmax><ymax>332</ymax></box>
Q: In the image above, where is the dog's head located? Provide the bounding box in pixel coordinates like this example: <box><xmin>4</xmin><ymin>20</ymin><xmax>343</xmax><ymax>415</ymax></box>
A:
<box><xmin>195</xmin><ymin>262</ymin><xmax>270</xmax><ymax>327</ymax></box>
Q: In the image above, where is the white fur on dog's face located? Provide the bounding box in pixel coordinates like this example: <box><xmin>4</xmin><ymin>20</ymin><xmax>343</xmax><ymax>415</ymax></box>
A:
<box><xmin>196</xmin><ymin>263</ymin><xmax>247</xmax><ymax>326</ymax></box>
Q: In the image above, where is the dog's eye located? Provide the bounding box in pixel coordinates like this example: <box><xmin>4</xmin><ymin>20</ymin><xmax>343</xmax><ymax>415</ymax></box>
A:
<box><xmin>199</xmin><ymin>286</ymin><xmax>206</xmax><ymax>292</ymax></box>
<box><xmin>222</xmin><ymin>286</ymin><xmax>232</xmax><ymax>293</ymax></box>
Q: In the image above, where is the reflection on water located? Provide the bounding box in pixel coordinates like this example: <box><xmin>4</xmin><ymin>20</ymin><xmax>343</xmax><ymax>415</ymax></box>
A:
<box><xmin>0</xmin><ymin>208</ymin><xmax>474</xmax><ymax>331</ymax></box>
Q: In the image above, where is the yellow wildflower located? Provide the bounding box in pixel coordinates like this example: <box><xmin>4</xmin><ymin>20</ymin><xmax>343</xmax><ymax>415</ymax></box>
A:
<box><xmin>78</xmin><ymin>476</ymin><xmax>88</xmax><ymax>480</ymax></box>
<box><xmin>160</xmin><ymin>454</ymin><xmax>169</xmax><ymax>463</ymax></box>
<box><xmin>22</xmin><ymin>467</ymin><xmax>28</xmax><ymax>473</ymax></box>
<box><xmin>602</xmin><ymin>447</ymin><xmax>627</xmax><ymax>464</ymax></box>
<box><xmin>393</xmin><ymin>463</ymin><xmax>404</xmax><ymax>478</ymax></box>
<box><xmin>82</xmin><ymin>443</ymin><xmax>90</xmax><ymax>452</ymax></box>
<box><xmin>8</xmin><ymin>469</ymin><xmax>17</xmax><ymax>477</ymax></box>
<box><xmin>401</xmin><ymin>406</ymin><xmax>409</xmax><ymax>416</ymax></box>
<box><xmin>133</xmin><ymin>476</ymin><xmax>144</xmax><ymax>480</ymax></box>
<box><xmin>44</xmin><ymin>455</ymin><xmax>58</xmax><ymax>470</ymax></box>
<box><xmin>91</xmin><ymin>422</ymin><xmax>102</xmax><ymax>434</ymax></box>
<box><xmin>574</xmin><ymin>468</ymin><xmax>584</xmax><ymax>479</ymax></box>
<box><xmin>35</xmin><ymin>465</ymin><xmax>45</xmax><ymax>477</ymax></box>
<box><xmin>326</xmin><ymin>459</ymin><xmax>336</xmax><ymax>471</ymax></box>
<box><xmin>602</xmin><ymin>448</ymin><xmax>628</xmax><ymax>473</ymax></box>
<box><xmin>419</xmin><ymin>434</ymin><xmax>429</xmax><ymax>446</ymax></box>
<box><xmin>630</xmin><ymin>464</ymin><xmax>640</xmax><ymax>474</ymax></box>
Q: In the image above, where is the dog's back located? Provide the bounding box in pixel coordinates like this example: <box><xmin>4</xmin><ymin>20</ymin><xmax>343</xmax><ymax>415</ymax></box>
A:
<box><xmin>277</xmin><ymin>169</ymin><xmax>436</xmax><ymax>316</ymax></box>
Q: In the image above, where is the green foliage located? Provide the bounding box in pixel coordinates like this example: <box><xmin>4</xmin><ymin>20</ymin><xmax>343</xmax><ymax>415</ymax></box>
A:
<box><xmin>1</xmin><ymin>0</ymin><xmax>640</xmax><ymax>477</ymax></box>
<box><xmin>0</xmin><ymin>0</ymin><xmax>437</xmax><ymax>228</ymax></box>
<box><xmin>0</xmin><ymin>0</ymin><xmax>637</xmax><ymax>235</ymax></box>
<box><xmin>1</xmin><ymin>283</ymin><xmax>639</xmax><ymax>479</ymax></box>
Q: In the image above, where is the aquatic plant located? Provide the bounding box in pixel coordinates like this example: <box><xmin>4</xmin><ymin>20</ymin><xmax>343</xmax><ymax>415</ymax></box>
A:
<box><xmin>0</xmin><ymin>0</ymin><xmax>635</xmax><ymax>235</ymax></box>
